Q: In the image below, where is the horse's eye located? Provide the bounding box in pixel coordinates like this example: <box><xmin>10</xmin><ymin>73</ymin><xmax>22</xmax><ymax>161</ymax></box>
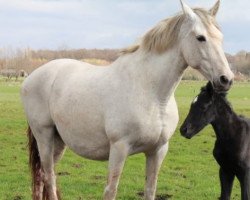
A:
<box><xmin>196</xmin><ymin>35</ymin><xmax>206</xmax><ymax>42</ymax></box>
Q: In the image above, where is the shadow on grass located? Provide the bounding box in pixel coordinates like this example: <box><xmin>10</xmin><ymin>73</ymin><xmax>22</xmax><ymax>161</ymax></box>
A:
<box><xmin>137</xmin><ymin>191</ymin><xmax>173</xmax><ymax>200</ymax></box>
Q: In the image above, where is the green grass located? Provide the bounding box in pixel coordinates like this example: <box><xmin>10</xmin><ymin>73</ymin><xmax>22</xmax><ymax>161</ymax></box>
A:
<box><xmin>0</xmin><ymin>80</ymin><xmax>250</xmax><ymax>200</ymax></box>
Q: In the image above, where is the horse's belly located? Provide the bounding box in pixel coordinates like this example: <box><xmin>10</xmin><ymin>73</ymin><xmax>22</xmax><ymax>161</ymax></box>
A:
<box><xmin>51</xmin><ymin>81</ymin><xmax>110</xmax><ymax>160</ymax></box>
<box><xmin>56</xmin><ymin>125</ymin><xmax>110</xmax><ymax>161</ymax></box>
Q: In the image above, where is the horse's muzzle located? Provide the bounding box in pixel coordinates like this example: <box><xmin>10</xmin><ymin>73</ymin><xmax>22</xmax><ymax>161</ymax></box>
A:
<box><xmin>213</xmin><ymin>75</ymin><xmax>233</xmax><ymax>92</ymax></box>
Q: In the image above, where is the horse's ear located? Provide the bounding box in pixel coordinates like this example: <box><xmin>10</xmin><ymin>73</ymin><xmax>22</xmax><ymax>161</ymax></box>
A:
<box><xmin>180</xmin><ymin>0</ymin><xmax>196</xmax><ymax>20</ymax></box>
<box><xmin>209</xmin><ymin>0</ymin><xmax>220</xmax><ymax>17</ymax></box>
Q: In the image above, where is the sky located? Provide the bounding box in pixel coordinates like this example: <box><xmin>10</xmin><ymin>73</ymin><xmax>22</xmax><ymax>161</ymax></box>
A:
<box><xmin>0</xmin><ymin>0</ymin><xmax>249</xmax><ymax>54</ymax></box>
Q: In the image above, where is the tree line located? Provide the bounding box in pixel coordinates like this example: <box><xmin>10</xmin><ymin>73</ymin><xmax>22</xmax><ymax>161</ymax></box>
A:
<box><xmin>0</xmin><ymin>48</ymin><xmax>119</xmax><ymax>74</ymax></box>
<box><xmin>0</xmin><ymin>48</ymin><xmax>249</xmax><ymax>80</ymax></box>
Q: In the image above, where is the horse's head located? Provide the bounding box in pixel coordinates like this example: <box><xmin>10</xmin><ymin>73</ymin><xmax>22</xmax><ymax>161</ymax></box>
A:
<box><xmin>179</xmin><ymin>0</ymin><xmax>234</xmax><ymax>91</ymax></box>
<box><xmin>180</xmin><ymin>82</ymin><xmax>217</xmax><ymax>139</ymax></box>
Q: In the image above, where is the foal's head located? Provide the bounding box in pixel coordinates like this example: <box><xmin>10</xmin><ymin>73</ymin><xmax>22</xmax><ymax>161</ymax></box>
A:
<box><xmin>180</xmin><ymin>82</ymin><xmax>228</xmax><ymax>139</ymax></box>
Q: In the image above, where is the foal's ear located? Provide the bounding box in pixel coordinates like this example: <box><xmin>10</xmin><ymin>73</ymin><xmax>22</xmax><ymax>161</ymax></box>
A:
<box><xmin>206</xmin><ymin>81</ymin><xmax>214</xmax><ymax>96</ymax></box>
<box><xmin>209</xmin><ymin>0</ymin><xmax>220</xmax><ymax>17</ymax></box>
<box><xmin>180</xmin><ymin>0</ymin><xmax>196</xmax><ymax>20</ymax></box>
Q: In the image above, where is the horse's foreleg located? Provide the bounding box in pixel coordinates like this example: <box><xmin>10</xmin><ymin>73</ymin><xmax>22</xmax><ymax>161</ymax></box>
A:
<box><xmin>219</xmin><ymin>168</ymin><xmax>234</xmax><ymax>200</ymax></box>
<box><xmin>144</xmin><ymin>143</ymin><xmax>169</xmax><ymax>200</ymax></box>
<box><xmin>103</xmin><ymin>141</ymin><xmax>128</xmax><ymax>200</ymax></box>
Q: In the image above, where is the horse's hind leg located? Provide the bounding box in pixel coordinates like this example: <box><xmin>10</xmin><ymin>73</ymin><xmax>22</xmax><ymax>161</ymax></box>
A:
<box><xmin>219</xmin><ymin>168</ymin><xmax>234</xmax><ymax>200</ymax></box>
<box><xmin>32</xmin><ymin>125</ymin><xmax>59</xmax><ymax>200</ymax></box>
<box><xmin>238</xmin><ymin>169</ymin><xmax>250</xmax><ymax>200</ymax></box>
<box><xmin>28</xmin><ymin>126</ymin><xmax>44</xmax><ymax>200</ymax></box>
<box><xmin>144</xmin><ymin>143</ymin><xmax>169</xmax><ymax>200</ymax></box>
<box><xmin>53</xmin><ymin>128</ymin><xmax>66</xmax><ymax>164</ymax></box>
<box><xmin>53</xmin><ymin>129</ymin><xmax>66</xmax><ymax>199</ymax></box>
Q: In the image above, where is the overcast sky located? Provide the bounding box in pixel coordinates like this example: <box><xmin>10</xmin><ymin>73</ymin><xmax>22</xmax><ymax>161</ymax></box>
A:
<box><xmin>0</xmin><ymin>0</ymin><xmax>249</xmax><ymax>54</ymax></box>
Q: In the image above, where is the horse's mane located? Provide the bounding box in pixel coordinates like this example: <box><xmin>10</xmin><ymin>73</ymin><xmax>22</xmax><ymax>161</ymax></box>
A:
<box><xmin>121</xmin><ymin>8</ymin><xmax>219</xmax><ymax>55</ymax></box>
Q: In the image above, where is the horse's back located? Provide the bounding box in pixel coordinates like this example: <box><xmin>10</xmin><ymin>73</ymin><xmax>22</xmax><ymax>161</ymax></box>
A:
<box><xmin>21</xmin><ymin>59</ymin><xmax>95</xmax><ymax>126</ymax></box>
<box><xmin>23</xmin><ymin>58</ymin><xmax>94</xmax><ymax>85</ymax></box>
<box><xmin>21</xmin><ymin>58</ymin><xmax>97</xmax><ymax>96</ymax></box>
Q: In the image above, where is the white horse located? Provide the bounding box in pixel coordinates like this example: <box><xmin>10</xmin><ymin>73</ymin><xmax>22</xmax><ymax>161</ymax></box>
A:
<box><xmin>21</xmin><ymin>1</ymin><xmax>234</xmax><ymax>200</ymax></box>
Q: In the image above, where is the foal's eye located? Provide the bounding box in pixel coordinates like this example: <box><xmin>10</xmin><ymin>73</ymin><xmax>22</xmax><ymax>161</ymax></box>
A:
<box><xmin>196</xmin><ymin>35</ymin><xmax>206</xmax><ymax>42</ymax></box>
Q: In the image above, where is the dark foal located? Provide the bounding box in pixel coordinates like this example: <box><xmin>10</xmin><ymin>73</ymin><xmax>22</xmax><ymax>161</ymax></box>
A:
<box><xmin>180</xmin><ymin>82</ymin><xmax>250</xmax><ymax>200</ymax></box>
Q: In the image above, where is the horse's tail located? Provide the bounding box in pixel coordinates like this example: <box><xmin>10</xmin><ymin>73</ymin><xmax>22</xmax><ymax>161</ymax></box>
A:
<box><xmin>27</xmin><ymin>125</ymin><xmax>49</xmax><ymax>200</ymax></box>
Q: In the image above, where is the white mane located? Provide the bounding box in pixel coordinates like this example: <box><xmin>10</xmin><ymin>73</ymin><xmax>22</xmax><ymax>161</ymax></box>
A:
<box><xmin>121</xmin><ymin>8</ymin><xmax>220</xmax><ymax>55</ymax></box>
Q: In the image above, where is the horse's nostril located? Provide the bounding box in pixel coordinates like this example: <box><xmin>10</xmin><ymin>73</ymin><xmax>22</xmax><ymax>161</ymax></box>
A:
<box><xmin>220</xmin><ymin>75</ymin><xmax>229</xmax><ymax>85</ymax></box>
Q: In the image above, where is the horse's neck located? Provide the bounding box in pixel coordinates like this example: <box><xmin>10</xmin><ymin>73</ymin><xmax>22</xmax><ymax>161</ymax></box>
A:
<box><xmin>211</xmin><ymin>100</ymin><xmax>240</xmax><ymax>140</ymax></box>
<box><xmin>112</xmin><ymin>48</ymin><xmax>186</xmax><ymax>104</ymax></box>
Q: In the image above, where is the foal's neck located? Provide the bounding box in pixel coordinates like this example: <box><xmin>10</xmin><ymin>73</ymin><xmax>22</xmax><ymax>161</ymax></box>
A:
<box><xmin>114</xmin><ymin>47</ymin><xmax>187</xmax><ymax>104</ymax></box>
<box><xmin>211</xmin><ymin>98</ymin><xmax>240</xmax><ymax>140</ymax></box>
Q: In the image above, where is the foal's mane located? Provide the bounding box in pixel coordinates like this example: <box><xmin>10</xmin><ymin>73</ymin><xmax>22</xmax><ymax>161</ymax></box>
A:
<box><xmin>201</xmin><ymin>84</ymin><xmax>234</xmax><ymax>113</ymax></box>
<box><xmin>121</xmin><ymin>8</ymin><xmax>219</xmax><ymax>55</ymax></box>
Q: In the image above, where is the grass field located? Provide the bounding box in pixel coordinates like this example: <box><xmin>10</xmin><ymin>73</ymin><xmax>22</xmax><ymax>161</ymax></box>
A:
<box><xmin>0</xmin><ymin>79</ymin><xmax>250</xmax><ymax>200</ymax></box>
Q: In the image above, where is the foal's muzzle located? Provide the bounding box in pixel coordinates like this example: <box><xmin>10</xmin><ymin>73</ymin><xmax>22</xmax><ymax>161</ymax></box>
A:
<box><xmin>180</xmin><ymin>124</ymin><xmax>193</xmax><ymax>139</ymax></box>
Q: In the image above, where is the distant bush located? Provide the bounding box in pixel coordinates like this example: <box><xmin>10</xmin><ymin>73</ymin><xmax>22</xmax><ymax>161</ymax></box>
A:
<box><xmin>231</xmin><ymin>51</ymin><xmax>250</xmax><ymax>77</ymax></box>
<box><xmin>182</xmin><ymin>68</ymin><xmax>205</xmax><ymax>81</ymax></box>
